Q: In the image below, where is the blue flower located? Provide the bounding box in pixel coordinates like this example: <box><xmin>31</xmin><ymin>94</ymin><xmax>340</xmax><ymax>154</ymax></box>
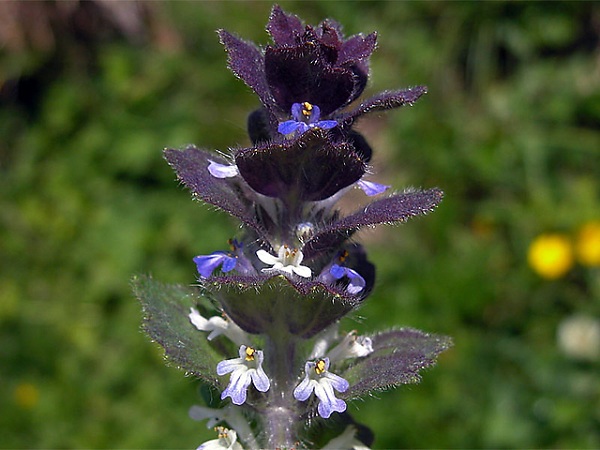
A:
<box><xmin>329</xmin><ymin>264</ymin><xmax>366</xmax><ymax>295</ymax></box>
<box><xmin>278</xmin><ymin>102</ymin><xmax>337</xmax><ymax>136</ymax></box>
<box><xmin>356</xmin><ymin>178</ymin><xmax>390</xmax><ymax>197</ymax></box>
<box><xmin>194</xmin><ymin>252</ymin><xmax>237</xmax><ymax>278</ymax></box>
<box><xmin>293</xmin><ymin>358</ymin><xmax>349</xmax><ymax>419</ymax></box>
<box><xmin>217</xmin><ymin>345</ymin><xmax>271</xmax><ymax>405</ymax></box>
<box><xmin>194</xmin><ymin>239</ymin><xmax>253</xmax><ymax>279</ymax></box>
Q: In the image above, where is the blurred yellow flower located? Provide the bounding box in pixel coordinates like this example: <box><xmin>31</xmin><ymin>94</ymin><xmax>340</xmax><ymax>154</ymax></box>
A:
<box><xmin>527</xmin><ymin>233</ymin><xmax>573</xmax><ymax>279</ymax></box>
<box><xmin>13</xmin><ymin>382</ymin><xmax>40</xmax><ymax>409</ymax></box>
<box><xmin>576</xmin><ymin>221</ymin><xmax>600</xmax><ymax>267</ymax></box>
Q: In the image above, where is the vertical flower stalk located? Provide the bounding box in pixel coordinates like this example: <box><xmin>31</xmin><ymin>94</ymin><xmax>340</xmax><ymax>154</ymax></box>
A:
<box><xmin>134</xmin><ymin>5</ymin><xmax>452</xmax><ymax>449</ymax></box>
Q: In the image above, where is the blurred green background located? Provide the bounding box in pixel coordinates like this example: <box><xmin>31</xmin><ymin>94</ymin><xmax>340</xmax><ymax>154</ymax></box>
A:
<box><xmin>2</xmin><ymin>1</ymin><xmax>599</xmax><ymax>448</ymax></box>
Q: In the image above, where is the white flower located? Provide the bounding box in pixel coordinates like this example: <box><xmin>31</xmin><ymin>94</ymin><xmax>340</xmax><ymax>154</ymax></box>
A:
<box><xmin>293</xmin><ymin>358</ymin><xmax>349</xmax><ymax>419</ymax></box>
<box><xmin>322</xmin><ymin>425</ymin><xmax>370</xmax><ymax>450</ymax></box>
<box><xmin>217</xmin><ymin>345</ymin><xmax>270</xmax><ymax>405</ymax></box>
<box><xmin>189</xmin><ymin>308</ymin><xmax>248</xmax><ymax>346</ymax></box>
<box><xmin>197</xmin><ymin>427</ymin><xmax>243</xmax><ymax>450</ymax></box>
<box><xmin>189</xmin><ymin>405</ymin><xmax>258</xmax><ymax>449</ymax></box>
<box><xmin>208</xmin><ymin>160</ymin><xmax>239</xmax><ymax>178</ymax></box>
<box><xmin>557</xmin><ymin>315</ymin><xmax>600</xmax><ymax>361</ymax></box>
<box><xmin>256</xmin><ymin>245</ymin><xmax>312</xmax><ymax>278</ymax></box>
<box><xmin>326</xmin><ymin>330</ymin><xmax>374</xmax><ymax>363</ymax></box>
<box><xmin>309</xmin><ymin>326</ymin><xmax>339</xmax><ymax>359</ymax></box>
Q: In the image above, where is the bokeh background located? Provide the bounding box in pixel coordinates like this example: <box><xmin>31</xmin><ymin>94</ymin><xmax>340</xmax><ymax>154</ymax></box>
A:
<box><xmin>2</xmin><ymin>1</ymin><xmax>600</xmax><ymax>448</ymax></box>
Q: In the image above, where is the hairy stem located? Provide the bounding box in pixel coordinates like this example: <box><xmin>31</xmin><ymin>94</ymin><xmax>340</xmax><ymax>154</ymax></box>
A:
<box><xmin>262</xmin><ymin>333</ymin><xmax>301</xmax><ymax>449</ymax></box>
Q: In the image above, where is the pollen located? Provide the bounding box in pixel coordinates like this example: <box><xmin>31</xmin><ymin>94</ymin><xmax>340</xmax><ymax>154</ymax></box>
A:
<box><xmin>302</xmin><ymin>102</ymin><xmax>313</xmax><ymax>117</ymax></box>
<box><xmin>338</xmin><ymin>250</ymin><xmax>349</xmax><ymax>263</ymax></box>
<box><xmin>215</xmin><ymin>426</ymin><xmax>228</xmax><ymax>438</ymax></box>
<box><xmin>315</xmin><ymin>359</ymin><xmax>326</xmax><ymax>375</ymax></box>
<box><xmin>245</xmin><ymin>346</ymin><xmax>256</xmax><ymax>361</ymax></box>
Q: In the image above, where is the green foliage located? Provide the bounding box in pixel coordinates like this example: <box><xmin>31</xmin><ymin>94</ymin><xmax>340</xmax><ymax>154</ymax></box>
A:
<box><xmin>1</xmin><ymin>1</ymin><xmax>599</xmax><ymax>448</ymax></box>
<box><xmin>133</xmin><ymin>275</ymin><xmax>222</xmax><ymax>387</ymax></box>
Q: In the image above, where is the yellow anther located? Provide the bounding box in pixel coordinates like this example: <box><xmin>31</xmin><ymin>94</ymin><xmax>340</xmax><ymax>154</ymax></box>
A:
<box><xmin>245</xmin><ymin>346</ymin><xmax>256</xmax><ymax>361</ymax></box>
<box><xmin>339</xmin><ymin>250</ymin><xmax>349</xmax><ymax>263</ymax></box>
<box><xmin>315</xmin><ymin>359</ymin><xmax>326</xmax><ymax>375</ymax></box>
<box><xmin>215</xmin><ymin>426</ymin><xmax>228</xmax><ymax>438</ymax></box>
<box><xmin>302</xmin><ymin>102</ymin><xmax>313</xmax><ymax>117</ymax></box>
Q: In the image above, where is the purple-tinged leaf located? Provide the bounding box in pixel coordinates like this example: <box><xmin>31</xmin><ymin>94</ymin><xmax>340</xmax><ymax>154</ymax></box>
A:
<box><xmin>235</xmin><ymin>128</ymin><xmax>366</xmax><ymax>202</ymax></box>
<box><xmin>163</xmin><ymin>146</ymin><xmax>264</xmax><ymax>236</ymax></box>
<box><xmin>218</xmin><ymin>30</ymin><xmax>274</xmax><ymax>111</ymax></box>
<box><xmin>132</xmin><ymin>275</ymin><xmax>223</xmax><ymax>387</ymax></box>
<box><xmin>338</xmin><ymin>86</ymin><xmax>428</xmax><ymax>127</ymax></box>
<box><xmin>203</xmin><ymin>274</ymin><xmax>363</xmax><ymax>338</ymax></box>
<box><xmin>265</xmin><ymin>44</ymin><xmax>356</xmax><ymax>116</ymax></box>
<box><xmin>267</xmin><ymin>5</ymin><xmax>304</xmax><ymax>46</ymax></box>
<box><xmin>342</xmin><ymin>328</ymin><xmax>453</xmax><ymax>398</ymax></box>
<box><xmin>303</xmin><ymin>188</ymin><xmax>443</xmax><ymax>258</ymax></box>
<box><xmin>338</xmin><ymin>32</ymin><xmax>377</xmax><ymax>65</ymax></box>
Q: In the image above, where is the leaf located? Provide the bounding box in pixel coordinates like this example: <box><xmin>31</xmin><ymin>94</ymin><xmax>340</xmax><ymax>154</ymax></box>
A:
<box><xmin>303</xmin><ymin>188</ymin><xmax>443</xmax><ymax>258</ymax></box>
<box><xmin>341</xmin><ymin>328</ymin><xmax>452</xmax><ymax>399</ymax></box>
<box><xmin>132</xmin><ymin>274</ymin><xmax>223</xmax><ymax>387</ymax></box>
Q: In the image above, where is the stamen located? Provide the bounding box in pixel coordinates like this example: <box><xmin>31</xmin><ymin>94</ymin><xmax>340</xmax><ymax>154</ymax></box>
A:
<box><xmin>245</xmin><ymin>347</ymin><xmax>256</xmax><ymax>361</ymax></box>
<box><xmin>302</xmin><ymin>102</ymin><xmax>313</xmax><ymax>117</ymax></box>
<box><xmin>315</xmin><ymin>359</ymin><xmax>326</xmax><ymax>375</ymax></box>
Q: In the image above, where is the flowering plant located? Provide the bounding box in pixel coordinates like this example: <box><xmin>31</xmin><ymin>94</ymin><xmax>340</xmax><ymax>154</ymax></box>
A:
<box><xmin>133</xmin><ymin>6</ymin><xmax>452</xmax><ymax>449</ymax></box>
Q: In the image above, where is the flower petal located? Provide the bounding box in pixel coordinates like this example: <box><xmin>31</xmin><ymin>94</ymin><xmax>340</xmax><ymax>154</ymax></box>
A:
<box><xmin>293</xmin><ymin>377</ymin><xmax>315</xmax><ymax>402</ymax></box>
<box><xmin>278</xmin><ymin>120</ymin><xmax>301</xmax><ymax>135</ymax></box>
<box><xmin>256</xmin><ymin>249</ymin><xmax>278</xmax><ymax>265</ymax></box>
<box><xmin>216</xmin><ymin>358</ymin><xmax>245</xmax><ymax>376</ymax></box>
<box><xmin>323</xmin><ymin>371</ymin><xmax>350</xmax><ymax>393</ymax></box>
<box><xmin>250</xmin><ymin>366</ymin><xmax>271</xmax><ymax>392</ymax></box>
<box><xmin>189</xmin><ymin>307</ymin><xmax>209</xmax><ymax>331</ymax></box>
<box><xmin>314</xmin><ymin>120</ymin><xmax>338</xmax><ymax>130</ymax></box>
<box><xmin>356</xmin><ymin>179</ymin><xmax>390</xmax><ymax>197</ymax></box>
<box><xmin>194</xmin><ymin>253</ymin><xmax>228</xmax><ymax>278</ymax></box>
<box><xmin>314</xmin><ymin>381</ymin><xmax>347</xmax><ymax>418</ymax></box>
<box><xmin>292</xmin><ymin>265</ymin><xmax>312</xmax><ymax>278</ymax></box>
<box><xmin>208</xmin><ymin>160</ymin><xmax>239</xmax><ymax>178</ymax></box>
<box><xmin>221</xmin><ymin>256</ymin><xmax>238</xmax><ymax>273</ymax></box>
<box><xmin>221</xmin><ymin>367</ymin><xmax>252</xmax><ymax>405</ymax></box>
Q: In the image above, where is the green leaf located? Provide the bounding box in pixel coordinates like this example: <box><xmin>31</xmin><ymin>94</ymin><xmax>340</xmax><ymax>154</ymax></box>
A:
<box><xmin>132</xmin><ymin>274</ymin><xmax>222</xmax><ymax>387</ymax></box>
